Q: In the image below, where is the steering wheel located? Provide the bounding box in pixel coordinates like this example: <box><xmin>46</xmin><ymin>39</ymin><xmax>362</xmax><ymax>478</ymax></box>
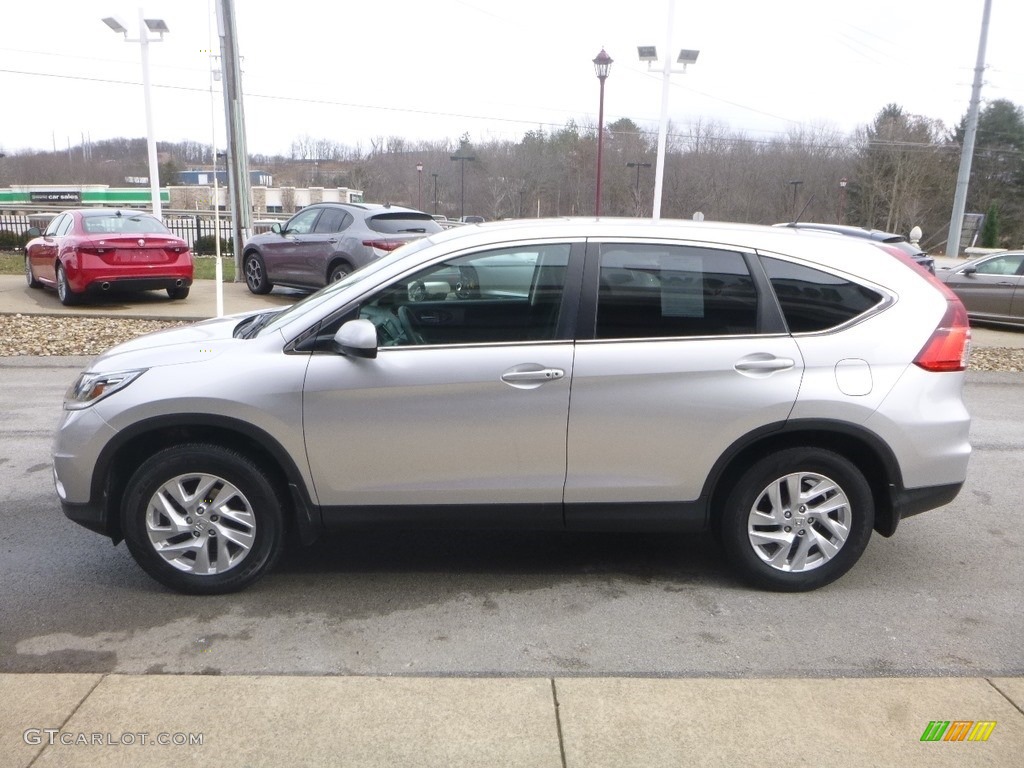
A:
<box><xmin>397</xmin><ymin>305</ymin><xmax>426</xmax><ymax>345</ymax></box>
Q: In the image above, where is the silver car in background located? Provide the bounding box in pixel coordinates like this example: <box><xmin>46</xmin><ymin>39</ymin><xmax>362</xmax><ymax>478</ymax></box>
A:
<box><xmin>53</xmin><ymin>219</ymin><xmax>972</xmax><ymax>594</ymax></box>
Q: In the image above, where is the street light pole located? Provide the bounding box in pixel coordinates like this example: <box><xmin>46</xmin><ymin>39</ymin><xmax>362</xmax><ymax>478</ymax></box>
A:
<box><xmin>416</xmin><ymin>162</ymin><xmax>423</xmax><ymax>210</ymax></box>
<box><xmin>102</xmin><ymin>11</ymin><xmax>168</xmax><ymax>219</ymax></box>
<box><xmin>450</xmin><ymin>154</ymin><xmax>476</xmax><ymax>220</ymax></box>
<box><xmin>838</xmin><ymin>177</ymin><xmax>848</xmax><ymax>224</ymax></box>
<box><xmin>593</xmin><ymin>48</ymin><xmax>613</xmax><ymax>217</ymax></box>
<box><xmin>627</xmin><ymin>161</ymin><xmax>652</xmax><ymax>216</ymax></box>
<box><xmin>639</xmin><ymin>0</ymin><xmax>698</xmax><ymax>220</ymax></box>
<box><xmin>788</xmin><ymin>180</ymin><xmax>803</xmax><ymax>221</ymax></box>
<box><xmin>431</xmin><ymin>173</ymin><xmax>439</xmax><ymax>215</ymax></box>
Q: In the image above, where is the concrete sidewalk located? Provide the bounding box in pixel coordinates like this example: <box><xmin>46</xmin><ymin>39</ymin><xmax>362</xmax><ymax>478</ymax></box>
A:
<box><xmin>4</xmin><ymin>674</ymin><xmax>1022</xmax><ymax>767</ymax></box>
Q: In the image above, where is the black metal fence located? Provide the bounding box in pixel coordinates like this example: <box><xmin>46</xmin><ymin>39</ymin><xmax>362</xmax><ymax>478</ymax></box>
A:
<box><xmin>0</xmin><ymin>211</ymin><xmax>238</xmax><ymax>253</ymax></box>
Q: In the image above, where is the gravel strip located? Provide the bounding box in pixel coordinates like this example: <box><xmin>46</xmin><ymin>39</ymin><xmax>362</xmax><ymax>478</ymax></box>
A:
<box><xmin>1</xmin><ymin>313</ymin><xmax>1023</xmax><ymax>371</ymax></box>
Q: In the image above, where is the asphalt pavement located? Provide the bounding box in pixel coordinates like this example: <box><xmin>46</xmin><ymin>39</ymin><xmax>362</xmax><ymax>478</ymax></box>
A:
<box><xmin>2</xmin><ymin>271</ymin><xmax>1023</xmax><ymax>766</ymax></box>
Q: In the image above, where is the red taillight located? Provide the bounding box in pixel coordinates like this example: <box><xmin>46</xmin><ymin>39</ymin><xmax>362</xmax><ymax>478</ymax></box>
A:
<box><xmin>914</xmin><ymin>300</ymin><xmax>971</xmax><ymax>372</ymax></box>
<box><xmin>76</xmin><ymin>246</ymin><xmax>111</xmax><ymax>256</ymax></box>
<box><xmin>362</xmin><ymin>239</ymin><xmax>402</xmax><ymax>252</ymax></box>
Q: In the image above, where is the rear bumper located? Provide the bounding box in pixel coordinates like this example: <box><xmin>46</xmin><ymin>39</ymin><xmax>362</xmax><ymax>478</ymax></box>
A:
<box><xmin>85</xmin><ymin>276</ymin><xmax>192</xmax><ymax>294</ymax></box>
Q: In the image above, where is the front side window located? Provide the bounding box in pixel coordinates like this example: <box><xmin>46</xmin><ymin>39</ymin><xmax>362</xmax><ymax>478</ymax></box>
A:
<box><xmin>358</xmin><ymin>244</ymin><xmax>570</xmax><ymax>347</ymax></box>
<box><xmin>975</xmin><ymin>254</ymin><xmax>1024</xmax><ymax>276</ymax></box>
<box><xmin>761</xmin><ymin>256</ymin><xmax>883</xmax><ymax>333</ymax></box>
<box><xmin>44</xmin><ymin>215</ymin><xmax>66</xmax><ymax>237</ymax></box>
<box><xmin>595</xmin><ymin>243</ymin><xmax>758</xmax><ymax>339</ymax></box>
<box><xmin>284</xmin><ymin>207</ymin><xmax>321</xmax><ymax>235</ymax></box>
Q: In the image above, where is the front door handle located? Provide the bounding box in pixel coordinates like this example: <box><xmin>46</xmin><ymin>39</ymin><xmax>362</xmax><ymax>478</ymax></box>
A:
<box><xmin>734</xmin><ymin>356</ymin><xmax>796</xmax><ymax>374</ymax></box>
<box><xmin>501</xmin><ymin>368</ymin><xmax>565</xmax><ymax>383</ymax></box>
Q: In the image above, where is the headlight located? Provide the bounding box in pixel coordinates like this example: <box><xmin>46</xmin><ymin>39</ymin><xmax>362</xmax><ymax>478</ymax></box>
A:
<box><xmin>64</xmin><ymin>370</ymin><xmax>146</xmax><ymax>410</ymax></box>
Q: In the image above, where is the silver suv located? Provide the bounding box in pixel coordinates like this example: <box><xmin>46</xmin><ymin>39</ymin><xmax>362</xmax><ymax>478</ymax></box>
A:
<box><xmin>53</xmin><ymin>219</ymin><xmax>972</xmax><ymax>594</ymax></box>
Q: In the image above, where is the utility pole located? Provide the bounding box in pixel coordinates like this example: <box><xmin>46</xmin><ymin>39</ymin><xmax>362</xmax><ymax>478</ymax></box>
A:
<box><xmin>216</xmin><ymin>0</ymin><xmax>251</xmax><ymax>280</ymax></box>
<box><xmin>450</xmin><ymin>154</ymin><xmax>476</xmax><ymax>219</ymax></box>
<box><xmin>946</xmin><ymin>0</ymin><xmax>992</xmax><ymax>257</ymax></box>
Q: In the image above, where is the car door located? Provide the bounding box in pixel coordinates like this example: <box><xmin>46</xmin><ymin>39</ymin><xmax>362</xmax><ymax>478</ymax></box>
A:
<box><xmin>564</xmin><ymin>241</ymin><xmax>804</xmax><ymax>524</ymax></box>
<box><xmin>947</xmin><ymin>253</ymin><xmax>1024</xmax><ymax>319</ymax></box>
<box><xmin>1010</xmin><ymin>258</ymin><xmax>1024</xmax><ymax>323</ymax></box>
<box><xmin>301</xmin><ymin>241</ymin><xmax>583</xmax><ymax>522</ymax></box>
<box><xmin>30</xmin><ymin>213</ymin><xmax>69</xmax><ymax>284</ymax></box>
<box><xmin>259</xmin><ymin>207</ymin><xmax>322</xmax><ymax>284</ymax></box>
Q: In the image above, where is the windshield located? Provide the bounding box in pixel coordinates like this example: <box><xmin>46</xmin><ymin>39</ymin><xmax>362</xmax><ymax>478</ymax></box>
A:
<box><xmin>82</xmin><ymin>214</ymin><xmax>169</xmax><ymax>235</ymax></box>
<box><xmin>257</xmin><ymin>236</ymin><xmax>439</xmax><ymax>336</ymax></box>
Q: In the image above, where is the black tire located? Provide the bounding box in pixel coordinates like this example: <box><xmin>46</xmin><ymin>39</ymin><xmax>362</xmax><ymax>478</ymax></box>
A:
<box><xmin>167</xmin><ymin>285</ymin><xmax>190</xmax><ymax>300</ymax></box>
<box><xmin>56</xmin><ymin>263</ymin><xmax>79</xmax><ymax>306</ymax></box>
<box><xmin>328</xmin><ymin>262</ymin><xmax>351</xmax><ymax>283</ymax></box>
<box><xmin>121</xmin><ymin>444</ymin><xmax>285</xmax><ymax>594</ymax></box>
<box><xmin>718</xmin><ymin>448</ymin><xmax>873</xmax><ymax>591</ymax></box>
<box><xmin>25</xmin><ymin>255</ymin><xmax>42</xmax><ymax>289</ymax></box>
<box><xmin>244</xmin><ymin>252</ymin><xmax>273</xmax><ymax>295</ymax></box>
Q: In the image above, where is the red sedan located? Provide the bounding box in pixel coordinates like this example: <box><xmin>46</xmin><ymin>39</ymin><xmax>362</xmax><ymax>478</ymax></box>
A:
<box><xmin>25</xmin><ymin>209</ymin><xmax>193</xmax><ymax>305</ymax></box>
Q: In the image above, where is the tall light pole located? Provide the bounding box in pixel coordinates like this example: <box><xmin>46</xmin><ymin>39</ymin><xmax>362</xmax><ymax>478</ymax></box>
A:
<box><xmin>838</xmin><ymin>177</ymin><xmax>848</xmax><ymax>224</ymax></box>
<box><xmin>450</xmin><ymin>154</ymin><xmax>476</xmax><ymax>220</ymax></box>
<box><xmin>788</xmin><ymin>180</ymin><xmax>803</xmax><ymax>221</ymax></box>
<box><xmin>639</xmin><ymin>0</ymin><xmax>698</xmax><ymax>220</ymax></box>
<box><xmin>627</xmin><ymin>161</ymin><xmax>652</xmax><ymax>215</ymax></box>
<box><xmin>102</xmin><ymin>11</ymin><xmax>168</xmax><ymax>219</ymax></box>
<box><xmin>946</xmin><ymin>0</ymin><xmax>993</xmax><ymax>257</ymax></box>
<box><xmin>416</xmin><ymin>162</ymin><xmax>423</xmax><ymax>210</ymax></box>
<box><xmin>431</xmin><ymin>173</ymin><xmax>439</xmax><ymax>214</ymax></box>
<box><xmin>593</xmin><ymin>48</ymin><xmax>613</xmax><ymax>217</ymax></box>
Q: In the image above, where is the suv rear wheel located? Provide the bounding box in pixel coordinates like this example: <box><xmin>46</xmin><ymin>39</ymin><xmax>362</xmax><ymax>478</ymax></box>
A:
<box><xmin>121</xmin><ymin>444</ymin><xmax>285</xmax><ymax>594</ymax></box>
<box><xmin>720</xmin><ymin>448</ymin><xmax>873</xmax><ymax>591</ymax></box>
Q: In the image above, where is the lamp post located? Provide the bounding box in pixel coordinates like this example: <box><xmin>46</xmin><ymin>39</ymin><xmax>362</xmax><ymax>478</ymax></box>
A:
<box><xmin>838</xmin><ymin>177</ymin><xmax>848</xmax><ymax>223</ymax></box>
<box><xmin>416</xmin><ymin>162</ymin><xmax>423</xmax><ymax>210</ymax></box>
<box><xmin>431</xmin><ymin>173</ymin><xmax>439</xmax><ymax>215</ymax></box>
<box><xmin>102</xmin><ymin>11</ymin><xmax>168</xmax><ymax>219</ymax></box>
<box><xmin>450</xmin><ymin>153</ymin><xmax>476</xmax><ymax>220</ymax></box>
<box><xmin>627</xmin><ymin>161</ymin><xmax>652</xmax><ymax>215</ymax></box>
<box><xmin>788</xmin><ymin>179</ymin><xmax>803</xmax><ymax>221</ymax></box>
<box><xmin>592</xmin><ymin>48</ymin><xmax>612</xmax><ymax>217</ymax></box>
<box><xmin>213</xmin><ymin>150</ymin><xmax>227</xmax><ymax>317</ymax></box>
<box><xmin>639</xmin><ymin>0</ymin><xmax>698</xmax><ymax>220</ymax></box>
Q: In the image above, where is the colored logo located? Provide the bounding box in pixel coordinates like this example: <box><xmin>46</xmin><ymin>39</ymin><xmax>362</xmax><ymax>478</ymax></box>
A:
<box><xmin>920</xmin><ymin>721</ymin><xmax>996</xmax><ymax>742</ymax></box>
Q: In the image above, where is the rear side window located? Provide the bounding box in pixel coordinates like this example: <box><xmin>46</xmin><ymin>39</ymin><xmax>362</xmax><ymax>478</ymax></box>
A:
<box><xmin>595</xmin><ymin>244</ymin><xmax>758</xmax><ymax>338</ymax></box>
<box><xmin>761</xmin><ymin>256</ymin><xmax>883</xmax><ymax>333</ymax></box>
<box><xmin>368</xmin><ymin>213</ymin><xmax>443</xmax><ymax>235</ymax></box>
<box><xmin>314</xmin><ymin>208</ymin><xmax>350</xmax><ymax>233</ymax></box>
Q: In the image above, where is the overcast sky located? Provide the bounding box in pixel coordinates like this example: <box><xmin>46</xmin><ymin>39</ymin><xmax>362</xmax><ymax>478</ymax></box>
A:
<box><xmin>1</xmin><ymin>0</ymin><xmax>1020</xmax><ymax>158</ymax></box>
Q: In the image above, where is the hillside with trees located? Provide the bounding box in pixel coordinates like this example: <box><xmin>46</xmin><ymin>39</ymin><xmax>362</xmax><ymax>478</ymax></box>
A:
<box><xmin>2</xmin><ymin>99</ymin><xmax>1021</xmax><ymax>251</ymax></box>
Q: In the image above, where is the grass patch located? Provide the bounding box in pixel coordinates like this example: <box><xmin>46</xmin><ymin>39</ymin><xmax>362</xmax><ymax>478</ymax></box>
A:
<box><xmin>0</xmin><ymin>251</ymin><xmax>231</xmax><ymax>280</ymax></box>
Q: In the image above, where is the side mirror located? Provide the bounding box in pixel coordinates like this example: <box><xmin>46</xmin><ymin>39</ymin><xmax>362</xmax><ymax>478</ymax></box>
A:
<box><xmin>962</xmin><ymin>267</ymin><xmax>977</xmax><ymax>276</ymax></box>
<box><xmin>271</xmin><ymin>222</ymin><xmax>283</xmax><ymax>235</ymax></box>
<box><xmin>27</xmin><ymin>227</ymin><xmax>41</xmax><ymax>238</ymax></box>
<box><xmin>334</xmin><ymin>319</ymin><xmax>378</xmax><ymax>359</ymax></box>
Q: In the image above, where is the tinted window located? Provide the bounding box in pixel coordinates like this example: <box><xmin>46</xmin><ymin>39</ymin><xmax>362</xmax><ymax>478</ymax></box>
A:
<box><xmin>595</xmin><ymin>244</ymin><xmax>758</xmax><ymax>338</ymax></box>
<box><xmin>367</xmin><ymin>212</ymin><xmax>443</xmax><ymax>235</ymax></box>
<box><xmin>314</xmin><ymin>207</ymin><xmax>349</xmax><ymax>234</ymax></box>
<box><xmin>358</xmin><ymin>244</ymin><xmax>569</xmax><ymax>346</ymax></box>
<box><xmin>762</xmin><ymin>256</ymin><xmax>883</xmax><ymax>333</ymax></box>
<box><xmin>81</xmin><ymin>214</ymin><xmax>168</xmax><ymax>235</ymax></box>
<box><xmin>56</xmin><ymin>215</ymin><xmax>74</xmax><ymax>236</ymax></box>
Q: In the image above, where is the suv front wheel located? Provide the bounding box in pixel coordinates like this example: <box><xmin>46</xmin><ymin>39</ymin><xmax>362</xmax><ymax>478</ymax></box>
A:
<box><xmin>719</xmin><ymin>448</ymin><xmax>874</xmax><ymax>591</ymax></box>
<box><xmin>121</xmin><ymin>444</ymin><xmax>285</xmax><ymax>594</ymax></box>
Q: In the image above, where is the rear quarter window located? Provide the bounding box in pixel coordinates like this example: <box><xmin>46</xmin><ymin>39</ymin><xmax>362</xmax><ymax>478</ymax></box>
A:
<box><xmin>761</xmin><ymin>256</ymin><xmax>883</xmax><ymax>333</ymax></box>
